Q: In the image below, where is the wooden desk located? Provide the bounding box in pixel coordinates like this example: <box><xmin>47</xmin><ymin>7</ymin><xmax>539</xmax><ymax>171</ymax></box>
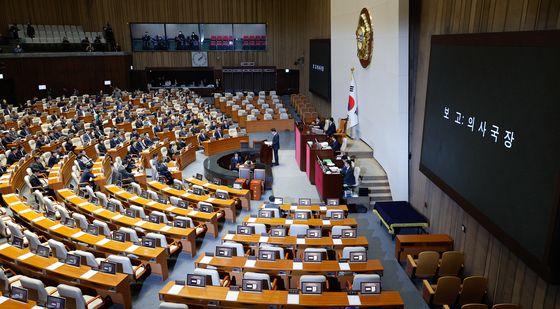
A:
<box><xmin>176</xmin><ymin>145</ymin><xmax>197</xmax><ymax>170</ymax></box>
<box><xmin>269</xmin><ymin>204</ymin><xmax>348</xmax><ymax>215</ymax></box>
<box><xmin>242</xmin><ymin>217</ymin><xmax>358</xmax><ymax>229</ymax></box>
<box><xmin>47</xmin><ymin>153</ymin><xmax>75</xmax><ymax>191</ymax></box>
<box><xmin>0</xmin><ymin>243</ymin><xmax>132</xmax><ymax>309</ymax></box>
<box><xmin>0</xmin><ymin>298</ymin><xmax>37</xmax><ymax>308</ymax></box>
<box><xmin>108</xmin><ymin>141</ymin><xmax>130</xmax><ymax>161</ymax></box>
<box><xmin>245</xmin><ymin>119</ymin><xmax>294</xmax><ymax>133</ymax></box>
<box><xmin>92</xmin><ymin>156</ymin><xmax>111</xmax><ymax>192</ymax></box>
<box><xmin>147</xmin><ymin>181</ymin><xmax>237</xmax><ymax>222</ymax></box>
<box><xmin>57</xmin><ymin>189</ymin><xmax>197</xmax><ymax>256</ymax></box>
<box><xmin>105</xmin><ymin>184</ymin><xmax>219</xmax><ymax>238</ymax></box>
<box><xmin>203</xmin><ymin>136</ymin><xmax>250</xmax><ymax>156</ymax></box>
<box><xmin>0</xmin><ymin>155</ymin><xmax>34</xmax><ymax>194</ymax></box>
<box><xmin>5</xmin><ymin>194</ymin><xmax>170</xmax><ymax>280</ymax></box>
<box><xmin>395</xmin><ymin>234</ymin><xmax>454</xmax><ymax>262</ymax></box>
<box><xmin>295</xmin><ymin>124</ymin><xmax>327</xmax><ymax>172</ymax></box>
<box><xmin>306</xmin><ymin>143</ymin><xmax>334</xmax><ymax>185</ymax></box>
<box><xmin>314</xmin><ymin>159</ymin><xmax>343</xmax><ymax>201</ymax></box>
<box><xmin>158</xmin><ymin>131</ymin><xmax>177</xmax><ymax>142</ymax></box>
<box><xmin>75</xmin><ymin>142</ymin><xmax>98</xmax><ymax>161</ymax></box>
<box><xmin>39</xmin><ymin>140</ymin><xmax>63</xmax><ymax>153</ymax></box>
<box><xmin>223</xmin><ymin>233</ymin><xmax>368</xmax><ymax>252</ymax></box>
<box><xmin>185</xmin><ymin>177</ymin><xmax>251</xmax><ymax>210</ymax></box>
<box><xmin>159</xmin><ymin>283</ymin><xmax>404</xmax><ymax>308</ymax></box>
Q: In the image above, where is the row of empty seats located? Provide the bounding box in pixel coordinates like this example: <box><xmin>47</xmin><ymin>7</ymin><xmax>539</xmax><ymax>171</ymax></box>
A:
<box><xmin>11</xmin><ymin>23</ymin><xmax>105</xmax><ymax>44</ymax></box>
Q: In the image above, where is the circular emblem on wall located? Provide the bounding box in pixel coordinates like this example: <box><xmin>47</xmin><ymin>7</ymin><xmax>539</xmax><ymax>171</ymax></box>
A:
<box><xmin>355</xmin><ymin>8</ymin><xmax>373</xmax><ymax>68</ymax></box>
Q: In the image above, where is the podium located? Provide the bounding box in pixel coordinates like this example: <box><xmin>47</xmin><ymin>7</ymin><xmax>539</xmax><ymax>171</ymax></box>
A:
<box><xmin>254</xmin><ymin>140</ymin><xmax>272</xmax><ymax>164</ymax></box>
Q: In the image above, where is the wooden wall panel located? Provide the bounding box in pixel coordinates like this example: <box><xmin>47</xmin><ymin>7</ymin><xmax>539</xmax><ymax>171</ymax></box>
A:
<box><xmin>410</xmin><ymin>0</ymin><xmax>560</xmax><ymax>307</ymax></box>
<box><xmin>0</xmin><ymin>0</ymin><xmax>330</xmax><ymax>113</ymax></box>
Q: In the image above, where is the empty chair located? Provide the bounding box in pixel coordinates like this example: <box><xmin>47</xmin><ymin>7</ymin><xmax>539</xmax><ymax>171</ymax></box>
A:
<box><xmin>160</xmin><ymin>302</ymin><xmax>189</xmax><ymax>309</ymax></box>
<box><xmin>280</xmin><ymin>113</ymin><xmax>289</xmax><ymax>119</ymax></box>
<box><xmin>108</xmin><ymin>198</ymin><xmax>124</xmax><ymax>212</ymax></box>
<box><xmin>192</xmin><ymin>268</ymin><xmax>229</xmax><ymax>287</ymax></box>
<box><xmin>55</xmin><ymin>205</ymin><xmax>70</xmax><ymax>222</ymax></box>
<box><xmin>406</xmin><ymin>251</ymin><xmax>439</xmax><ymax>279</ymax></box>
<box><xmin>70</xmin><ymin>250</ymin><xmax>103</xmax><ymax>269</ymax></box>
<box><xmin>244</xmin><ymin>272</ymin><xmax>276</xmax><ymax>290</ymax></box>
<box><xmin>0</xmin><ymin>219</ymin><xmax>11</xmax><ymax>238</ymax></box>
<box><xmin>289</xmin><ymin>224</ymin><xmax>309</xmax><ymax>236</ymax></box>
<box><xmin>350</xmin><ymin>274</ymin><xmax>380</xmax><ymax>290</ymax></box>
<box><xmin>129</xmin><ymin>182</ymin><xmax>142</xmax><ymax>195</ymax></box>
<box><xmin>72</xmin><ymin>213</ymin><xmax>89</xmax><ymax>230</ymax></box>
<box><xmin>169</xmin><ymin>196</ymin><xmax>182</xmax><ymax>206</ymax></box>
<box><xmin>20</xmin><ymin>276</ymin><xmax>57</xmax><ymax>305</ymax></box>
<box><xmin>422</xmin><ymin>276</ymin><xmax>462</xmax><ymax>306</ymax></box>
<box><xmin>247</xmin><ymin>223</ymin><xmax>267</xmax><ymax>234</ymax></box>
<box><xmin>0</xmin><ymin>268</ymin><xmax>21</xmax><ymax>294</ymax></box>
<box><xmin>95</xmin><ymin>192</ymin><xmax>108</xmax><ymax>207</ymax></box>
<box><xmin>106</xmin><ymin>255</ymin><xmax>150</xmax><ymax>281</ymax></box>
<box><xmin>118</xmin><ymin>227</ymin><xmax>140</xmax><ymax>243</ymax></box>
<box><xmin>299</xmin><ymin>275</ymin><xmax>327</xmax><ymax>291</ymax></box>
<box><xmin>55</xmin><ymin>284</ymin><xmax>104</xmax><ymax>309</ymax></box>
<box><xmin>23</xmin><ymin>230</ymin><xmax>47</xmax><ymax>252</ymax></box>
<box><xmin>263</xmin><ymin>113</ymin><xmax>273</xmax><ymax>120</ymax></box>
<box><xmin>48</xmin><ymin>239</ymin><xmax>68</xmax><ymax>260</ymax></box>
<box><xmin>342</xmin><ymin>246</ymin><xmax>367</xmax><ymax>259</ymax></box>
<box><xmin>92</xmin><ymin>220</ymin><xmax>111</xmax><ymax>237</ymax></box>
<box><xmin>150</xmin><ymin>211</ymin><xmax>168</xmax><ymax>224</ymax></box>
<box><xmin>221</xmin><ymin>241</ymin><xmax>245</xmax><ymax>256</ymax></box>
<box><xmin>146</xmin><ymin>189</ymin><xmax>159</xmax><ymax>201</ymax></box>
<box><xmin>146</xmin><ymin>232</ymin><xmax>181</xmax><ymax>255</ymax></box>
<box><xmin>331</xmin><ymin>225</ymin><xmax>352</xmax><ymax>236</ymax></box>
<box><xmin>458</xmin><ymin>276</ymin><xmax>487</xmax><ymax>305</ymax></box>
<box><xmin>85</xmin><ymin>185</ymin><xmax>95</xmax><ymax>199</ymax></box>
<box><xmin>130</xmin><ymin>205</ymin><xmax>147</xmax><ymax>219</ymax></box>
<box><xmin>438</xmin><ymin>251</ymin><xmax>465</xmax><ymax>276</ymax></box>
<box><xmin>492</xmin><ymin>304</ymin><xmax>521</xmax><ymax>309</ymax></box>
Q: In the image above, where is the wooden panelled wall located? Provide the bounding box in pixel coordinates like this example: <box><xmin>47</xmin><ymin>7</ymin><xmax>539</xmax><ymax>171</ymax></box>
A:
<box><xmin>0</xmin><ymin>0</ymin><xmax>331</xmax><ymax>112</ymax></box>
<box><xmin>410</xmin><ymin>0</ymin><xmax>560</xmax><ymax>308</ymax></box>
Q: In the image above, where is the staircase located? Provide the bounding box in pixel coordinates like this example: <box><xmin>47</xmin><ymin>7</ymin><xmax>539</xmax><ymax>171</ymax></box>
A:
<box><xmin>344</xmin><ymin>139</ymin><xmax>393</xmax><ymax>206</ymax></box>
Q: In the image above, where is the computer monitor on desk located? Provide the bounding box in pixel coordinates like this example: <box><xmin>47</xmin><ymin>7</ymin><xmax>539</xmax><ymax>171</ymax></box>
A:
<box><xmin>301</xmin><ymin>282</ymin><xmax>322</xmax><ymax>295</ymax></box>
<box><xmin>242</xmin><ymin>279</ymin><xmax>266</xmax><ymax>292</ymax></box>
<box><xmin>258</xmin><ymin>250</ymin><xmax>277</xmax><ymax>261</ymax></box>
<box><xmin>11</xmin><ymin>286</ymin><xmax>28</xmax><ymax>303</ymax></box>
<box><xmin>65</xmin><ymin>253</ymin><xmax>81</xmax><ymax>267</ymax></box>
<box><xmin>304</xmin><ymin>251</ymin><xmax>323</xmax><ymax>262</ymax></box>
<box><xmin>100</xmin><ymin>261</ymin><xmax>117</xmax><ymax>275</ymax></box>
<box><xmin>270</xmin><ymin>227</ymin><xmax>286</xmax><ymax>237</ymax></box>
<box><xmin>215</xmin><ymin>246</ymin><xmax>234</xmax><ymax>258</ymax></box>
<box><xmin>295</xmin><ymin>211</ymin><xmax>309</xmax><ymax>220</ymax></box>
<box><xmin>341</xmin><ymin>228</ymin><xmax>357</xmax><ymax>239</ymax></box>
<box><xmin>273</xmin><ymin>197</ymin><xmax>283</xmax><ymax>205</ymax></box>
<box><xmin>174</xmin><ymin>218</ymin><xmax>189</xmax><ymax>228</ymax></box>
<box><xmin>361</xmin><ymin>281</ymin><xmax>381</xmax><ymax>294</ymax></box>
<box><xmin>46</xmin><ymin>295</ymin><xmax>66</xmax><ymax>309</ymax></box>
<box><xmin>237</xmin><ymin>225</ymin><xmax>255</xmax><ymax>235</ymax></box>
<box><xmin>299</xmin><ymin>198</ymin><xmax>311</xmax><ymax>206</ymax></box>
<box><xmin>36</xmin><ymin>245</ymin><xmax>50</xmax><ymax>258</ymax></box>
<box><xmin>258</xmin><ymin>209</ymin><xmax>274</xmax><ymax>218</ymax></box>
<box><xmin>187</xmin><ymin>274</ymin><xmax>207</xmax><ymax>288</ymax></box>
<box><xmin>306</xmin><ymin>228</ymin><xmax>322</xmax><ymax>238</ymax></box>
<box><xmin>350</xmin><ymin>251</ymin><xmax>367</xmax><ymax>262</ymax></box>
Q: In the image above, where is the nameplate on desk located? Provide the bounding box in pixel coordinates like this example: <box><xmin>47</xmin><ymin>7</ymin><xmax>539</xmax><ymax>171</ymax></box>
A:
<box><xmin>46</xmin><ymin>261</ymin><xmax>64</xmax><ymax>270</ymax></box>
<box><xmin>32</xmin><ymin>216</ymin><xmax>45</xmax><ymax>223</ymax></box>
<box><xmin>72</xmin><ymin>231</ymin><xmax>85</xmax><ymax>238</ymax></box>
<box><xmin>112</xmin><ymin>214</ymin><xmax>124</xmax><ymax>220</ymax></box>
<box><xmin>93</xmin><ymin>208</ymin><xmax>104</xmax><ymax>214</ymax></box>
<box><xmin>78</xmin><ymin>202</ymin><xmax>90</xmax><ymax>207</ymax></box>
<box><xmin>189</xmin><ymin>210</ymin><xmax>199</xmax><ymax>216</ymax></box>
<box><xmin>19</xmin><ymin>208</ymin><xmax>32</xmax><ymax>214</ymax></box>
<box><xmin>167</xmin><ymin>284</ymin><xmax>184</xmax><ymax>295</ymax></box>
<box><xmin>135</xmin><ymin>221</ymin><xmax>146</xmax><ymax>227</ymax></box>
<box><xmin>290</xmin><ymin>206</ymin><xmax>297</xmax><ymax>211</ymax></box>
<box><xmin>225</xmin><ymin>291</ymin><xmax>239</xmax><ymax>301</ymax></box>
<box><xmin>67</xmin><ymin>195</ymin><xmax>77</xmax><ymax>200</ymax></box>
<box><xmin>247</xmin><ymin>218</ymin><xmax>256</xmax><ymax>223</ymax></box>
<box><xmin>200</xmin><ymin>256</ymin><xmax>213</xmax><ymax>264</ymax></box>
<box><xmin>160</xmin><ymin>226</ymin><xmax>171</xmax><ymax>232</ymax></box>
<box><xmin>125</xmin><ymin>245</ymin><xmax>139</xmax><ymax>253</ymax></box>
<box><xmin>17</xmin><ymin>252</ymin><xmax>35</xmax><ymax>261</ymax></box>
<box><xmin>0</xmin><ymin>243</ymin><xmax>10</xmax><ymax>250</ymax></box>
<box><xmin>0</xmin><ymin>296</ymin><xmax>9</xmax><ymax>304</ymax></box>
<box><xmin>206</xmin><ymin>197</ymin><xmax>216</xmax><ymax>203</ymax></box>
<box><xmin>287</xmin><ymin>294</ymin><xmax>300</xmax><ymax>304</ymax></box>
<box><xmin>244</xmin><ymin>259</ymin><xmax>256</xmax><ymax>267</ymax></box>
<box><xmin>96</xmin><ymin>238</ymin><xmax>110</xmax><ymax>246</ymax></box>
<box><xmin>182</xmin><ymin>193</ymin><xmax>191</xmax><ymax>198</ymax></box>
<box><xmin>259</xmin><ymin>236</ymin><xmax>269</xmax><ymax>242</ymax></box>
<box><xmin>347</xmin><ymin>295</ymin><xmax>361</xmax><ymax>306</ymax></box>
<box><xmin>332</xmin><ymin>239</ymin><xmax>343</xmax><ymax>245</ymax></box>
<box><xmin>165</xmin><ymin>206</ymin><xmax>176</xmax><ymax>211</ymax></box>
<box><xmin>285</xmin><ymin>219</ymin><xmax>294</xmax><ymax>225</ymax></box>
<box><xmin>129</xmin><ymin>196</ymin><xmax>140</xmax><ymax>201</ymax></box>
<box><xmin>296</xmin><ymin>238</ymin><xmax>305</xmax><ymax>245</ymax></box>
<box><xmin>292</xmin><ymin>262</ymin><xmax>303</xmax><ymax>270</ymax></box>
<box><xmin>319</xmin><ymin>206</ymin><xmax>327</xmax><ymax>211</ymax></box>
<box><xmin>203</xmin><ymin>183</ymin><xmax>211</xmax><ymax>187</ymax></box>
<box><xmin>339</xmin><ymin>263</ymin><xmax>350</xmax><ymax>271</ymax></box>
<box><xmin>147</xmin><ymin>201</ymin><xmax>157</xmax><ymax>206</ymax></box>
<box><xmin>162</xmin><ymin>187</ymin><xmax>171</xmax><ymax>192</ymax></box>
<box><xmin>224</xmin><ymin>234</ymin><xmax>234</xmax><ymax>240</ymax></box>
<box><xmin>322</xmin><ymin>220</ymin><xmax>331</xmax><ymax>225</ymax></box>
<box><xmin>115</xmin><ymin>190</ymin><xmax>125</xmax><ymax>195</ymax></box>
<box><xmin>50</xmin><ymin>223</ymin><xmax>63</xmax><ymax>230</ymax></box>
<box><xmin>80</xmin><ymin>269</ymin><xmax>98</xmax><ymax>279</ymax></box>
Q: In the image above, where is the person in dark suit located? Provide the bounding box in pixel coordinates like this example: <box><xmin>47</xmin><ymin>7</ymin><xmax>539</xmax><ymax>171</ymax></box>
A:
<box><xmin>15</xmin><ymin>146</ymin><xmax>26</xmax><ymax>159</ymax></box>
<box><xmin>230</xmin><ymin>153</ymin><xmax>242</xmax><ymax>170</ymax></box>
<box><xmin>96</xmin><ymin>140</ymin><xmax>107</xmax><ymax>156</ymax></box>
<box><xmin>341</xmin><ymin>160</ymin><xmax>356</xmax><ymax>187</ymax></box>
<box><xmin>29</xmin><ymin>170</ymin><xmax>55</xmax><ymax>196</ymax></box>
<box><xmin>214</xmin><ymin>127</ymin><xmax>223</xmax><ymax>140</ymax></box>
<box><xmin>144</xmin><ymin>134</ymin><xmax>153</xmax><ymax>146</ymax></box>
<box><xmin>79</xmin><ymin>168</ymin><xmax>95</xmax><ymax>188</ymax></box>
<box><xmin>329</xmin><ymin>136</ymin><xmax>341</xmax><ymax>152</ymax></box>
<box><xmin>325</xmin><ymin>117</ymin><xmax>336</xmax><ymax>136</ymax></box>
<box><xmin>198</xmin><ymin>130</ymin><xmax>208</xmax><ymax>143</ymax></box>
<box><xmin>26</xmin><ymin>23</ymin><xmax>35</xmax><ymax>38</ymax></box>
<box><xmin>7</xmin><ymin>149</ymin><xmax>19</xmax><ymax>165</ymax></box>
<box><xmin>271</xmin><ymin>128</ymin><xmax>280</xmax><ymax>166</ymax></box>
<box><xmin>156</xmin><ymin>155</ymin><xmax>173</xmax><ymax>185</ymax></box>
<box><xmin>30</xmin><ymin>158</ymin><xmax>47</xmax><ymax>174</ymax></box>
<box><xmin>48</xmin><ymin>150</ymin><xmax>60</xmax><ymax>167</ymax></box>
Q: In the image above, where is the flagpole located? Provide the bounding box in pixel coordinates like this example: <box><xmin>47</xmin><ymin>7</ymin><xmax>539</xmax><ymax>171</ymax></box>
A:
<box><xmin>348</xmin><ymin>67</ymin><xmax>356</xmax><ymax>138</ymax></box>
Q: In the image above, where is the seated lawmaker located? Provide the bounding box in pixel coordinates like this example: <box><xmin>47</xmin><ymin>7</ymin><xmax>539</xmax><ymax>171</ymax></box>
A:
<box><xmin>325</xmin><ymin>117</ymin><xmax>336</xmax><ymax>136</ymax></box>
<box><xmin>79</xmin><ymin>167</ymin><xmax>95</xmax><ymax>188</ymax></box>
<box><xmin>230</xmin><ymin>153</ymin><xmax>242</xmax><ymax>170</ymax></box>
<box><xmin>29</xmin><ymin>170</ymin><xmax>55</xmax><ymax>196</ymax></box>
<box><xmin>155</xmin><ymin>155</ymin><xmax>173</xmax><ymax>185</ymax></box>
<box><xmin>329</xmin><ymin>136</ymin><xmax>341</xmax><ymax>152</ymax></box>
<box><xmin>341</xmin><ymin>159</ymin><xmax>356</xmax><ymax>187</ymax></box>
<box><xmin>198</xmin><ymin>130</ymin><xmax>208</xmax><ymax>143</ymax></box>
<box><xmin>214</xmin><ymin>127</ymin><xmax>224</xmax><ymax>139</ymax></box>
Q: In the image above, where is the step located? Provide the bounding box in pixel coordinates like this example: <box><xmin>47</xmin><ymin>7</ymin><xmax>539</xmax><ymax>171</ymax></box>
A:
<box><xmin>360</xmin><ymin>175</ymin><xmax>388</xmax><ymax>181</ymax></box>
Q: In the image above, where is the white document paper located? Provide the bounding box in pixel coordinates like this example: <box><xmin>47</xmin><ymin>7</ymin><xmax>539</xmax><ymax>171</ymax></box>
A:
<box><xmin>296</xmin><ymin>238</ymin><xmax>305</xmax><ymax>245</ymax></box>
<box><xmin>80</xmin><ymin>269</ymin><xmax>98</xmax><ymax>279</ymax></box>
<box><xmin>319</xmin><ymin>206</ymin><xmax>327</xmax><ymax>211</ymax></box>
<box><xmin>129</xmin><ymin>196</ymin><xmax>139</xmax><ymax>201</ymax></box>
<box><xmin>332</xmin><ymin>239</ymin><xmax>343</xmax><ymax>245</ymax></box>
<box><xmin>135</xmin><ymin>221</ymin><xmax>146</xmax><ymax>227</ymax></box>
<box><xmin>322</xmin><ymin>220</ymin><xmax>331</xmax><ymax>225</ymax></box>
<box><xmin>259</xmin><ymin>236</ymin><xmax>269</xmax><ymax>242</ymax></box>
<box><xmin>225</xmin><ymin>291</ymin><xmax>239</xmax><ymax>301</ymax></box>
<box><xmin>163</xmin><ymin>187</ymin><xmax>171</xmax><ymax>191</ymax></box>
<box><xmin>290</xmin><ymin>206</ymin><xmax>297</xmax><ymax>211</ymax></box>
<box><xmin>147</xmin><ymin>201</ymin><xmax>157</xmax><ymax>206</ymax></box>
<box><xmin>189</xmin><ymin>210</ymin><xmax>199</xmax><ymax>216</ymax></box>
<box><xmin>347</xmin><ymin>295</ymin><xmax>361</xmax><ymax>306</ymax></box>
<box><xmin>50</xmin><ymin>223</ymin><xmax>63</xmax><ymax>230</ymax></box>
<box><xmin>167</xmin><ymin>284</ymin><xmax>183</xmax><ymax>295</ymax></box>
<box><xmin>160</xmin><ymin>226</ymin><xmax>172</xmax><ymax>232</ymax></box>
<box><xmin>287</xmin><ymin>294</ymin><xmax>300</xmax><ymax>304</ymax></box>
<box><xmin>78</xmin><ymin>202</ymin><xmax>90</xmax><ymax>207</ymax></box>
<box><xmin>292</xmin><ymin>262</ymin><xmax>303</xmax><ymax>270</ymax></box>
<box><xmin>17</xmin><ymin>252</ymin><xmax>35</xmax><ymax>261</ymax></box>
<box><xmin>206</xmin><ymin>198</ymin><xmax>216</xmax><ymax>203</ymax></box>
<box><xmin>19</xmin><ymin>208</ymin><xmax>32</xmax><ymax>214</ymax></box>
<box><xmin>223</xmin><ymin>234</ymin><xmax>234</xmax><ymax>240</ymax></box>
<box><xmin>200</xmin><ymin>256</ymin><xmax>213</xmax><ymax>264</ymax></box>
<box><xmin>93</xmin><ymin>208</ymin><xmax>104</xmax><ymax>214</ymax></box>
<box><xmin>32</xmin><ymin>216</ymin><xmax>45</xmax><ymax>223</ymax></box>
<box><xmin>165</xmin><ymin>206</ymin><xmax>177</xmax><ymax>211</ymax></box>
<box><xmin>0</xmin><ymin>296</ymin><xmax>9</xmax><ymax>304</ymax></box>
<box><xmin>244</xmin><ymin>259</ymin><xmax>256</xmax><ymax>267</ymax></box>
<box><xmin>46</xmin><ymin>261</ymin><xmax>64</xmax><ymax>270</ymax></box>
<box><xmin>339</xmin><ymin>263</ymin><xmax>350</xmax><ymax>270</ymax></box>
<box><xmin>247</xmin><ymin>217</ymin><xmax>256</xmax><ymax>223</ymax></box>
<box><xmin>112</xmin><ymin>214</ymin><xmax>124</xmax><ymax>220</ymax></box>
<box><xmin>285</xmin><ymin>219</ymin><xmax>293</xmax><ymax>225</ymax></box>
<box><xmin>0</xmin><ymin>243</ymin><xmax>9</xmax><ymax>250</ymax></box>
<box><xmin>71</xmin><ymin>231</ymin><xmax>85</xmax><ymax>238</ymax></box>
<box><xmin>96</xmin><ymin>238</ymin><xmax>110</xmax><ymax>246</ymax></box>
<box><xmin>125</xmin><ymin>245</ymin><xmax>139</xmax><ymax>253</ymax></box>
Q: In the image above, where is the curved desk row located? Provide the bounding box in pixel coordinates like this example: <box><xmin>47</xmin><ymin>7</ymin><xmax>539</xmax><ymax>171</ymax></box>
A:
<box><xmin>184</xmin><ymin>177</ymin><xmax>251</xmax><ymax>210</ymax></box>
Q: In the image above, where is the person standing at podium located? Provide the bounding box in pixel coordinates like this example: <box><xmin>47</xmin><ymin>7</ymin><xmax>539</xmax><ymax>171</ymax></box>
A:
<box><xmin>271</xmin><ymin>128</ymin><xmax>280</xmax><ymax>166</ymax></box>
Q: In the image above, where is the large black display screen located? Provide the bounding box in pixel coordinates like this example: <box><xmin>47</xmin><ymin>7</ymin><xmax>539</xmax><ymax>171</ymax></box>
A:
<box><xmin>309</xmin><ymin>39</ymin><xmax>331</xmax><ymax>100</ymax></box>
<box><xmin>420</xmin><ymin>31</ymin><xmax>560</xmax><ymax>281</ymax></box>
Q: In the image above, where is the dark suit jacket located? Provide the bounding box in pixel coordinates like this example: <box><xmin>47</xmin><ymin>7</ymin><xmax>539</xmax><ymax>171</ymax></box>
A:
<box><xmin>214</xmin><ymin>130</ymin><xmax>223</xmax><ymax>139</ymax></box>
<box><xmin>331</xmin><ymin>140</ymin><xmax>341</xmax><ymax>152</ymax></box>
<box><xmin>272</xmin><ymin>133</ymin><xmax>280</xmax><ymax>150</ymax></box>
<box><xmin>342</xmin><ymin>166</ymin><xmax>356</xmax><ymax>186</ymax></box>
<box><xmin>326</xmin><ymin>123</ymin><xmax>336</xmax><ymax>136</ymax></box>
